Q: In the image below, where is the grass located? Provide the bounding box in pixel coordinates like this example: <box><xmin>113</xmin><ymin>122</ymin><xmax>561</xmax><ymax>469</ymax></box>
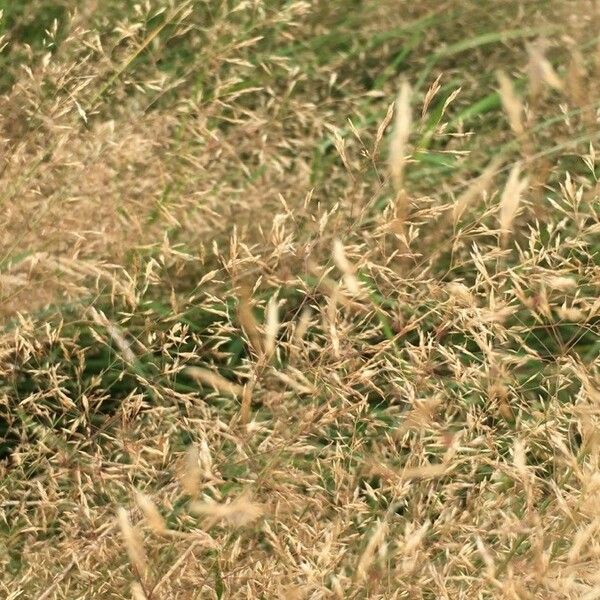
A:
<box><xmin>2</xmin><ymin>0</ymin><xmax>600</xmax><ymax>598</ymax></box>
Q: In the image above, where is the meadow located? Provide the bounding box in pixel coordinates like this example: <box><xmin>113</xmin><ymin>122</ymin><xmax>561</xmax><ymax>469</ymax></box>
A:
<box><xmin>1</xmin><ymin>1</ymin><xmax>600</xmax><ymax>598</ymax></box>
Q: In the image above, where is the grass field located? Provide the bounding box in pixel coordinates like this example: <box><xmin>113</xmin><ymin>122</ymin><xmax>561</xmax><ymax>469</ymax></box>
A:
<box><xmin>2</xmin><ymin>1</ymin><xmax>600</xmax><ymax>598</ymax></box>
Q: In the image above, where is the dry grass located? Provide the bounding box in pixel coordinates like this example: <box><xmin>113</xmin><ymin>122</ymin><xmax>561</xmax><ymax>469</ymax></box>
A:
<box><xmin>2</xmin><ymin>1</ymin><xmax>600</xmax><ymax>598</ymax></box>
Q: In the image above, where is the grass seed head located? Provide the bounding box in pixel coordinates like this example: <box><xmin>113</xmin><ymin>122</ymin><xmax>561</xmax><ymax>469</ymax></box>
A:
<box><xmin>389</xmin><ymin>79</ymin><xmax>412</xmax><ymax>193</ymax></box>
<box><xmin>264</xmin><ymin>294</ymin><xmax>280</xmax><ymax>358</ymax></box>
<box><xmin>131</xmin><ymin>583</ymin><xmax>147</xmax><ymax>600</ymax></box>
<box><xmin>191</xmin><ymin>495</ymin><xmax>264</xmax><ymax>528</ymax></box>
<box><xmin>453</xmin><ymin>158</ymin><xmax>501</xmax><ymax>223</ymax></box>
<box><xmin>499</xmin><ymin>162</ymin><xmax>528</xmax><ymax>247</ymax></box>
<box><xmin>186</xmin><ymin>366</ymin><xmax>242</xmax><ymax>397</ymax></box>
<box><xmin>180</xmin><ymin>446</ymin><xmax>201</xmax><ymax>497</ymax></box>
<box><xmin>117</xmin><ymin>507</ymin><xmax>147</xmax><ymax>576</ymax></box>
<box><xmin>135</xmin><ymin>492</ymin><xmax>168</xmax><ymax>535</ymax></box>
<box><xmin>497</xmin><ymin>70</ymin><xmax>524</xmax><ymax>136</ymax></box>
<box><xmin>332</xmin><ymin>239</ymin><xmax>361</xmax><ymax>295</ymax></box>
